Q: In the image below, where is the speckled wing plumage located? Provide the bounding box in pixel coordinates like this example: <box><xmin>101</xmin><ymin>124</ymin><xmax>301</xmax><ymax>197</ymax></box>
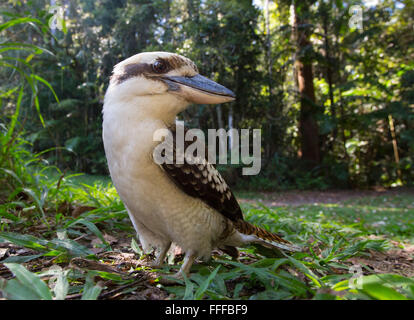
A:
<box><xmin>158</xmin><ymin>125</ymin><xmax>242</xmax><ymax>222</ymax></box>
<box><xmin>157</xmin><ymin>125</ymin><xmax>301</xmax><ymax>253</ymax></box>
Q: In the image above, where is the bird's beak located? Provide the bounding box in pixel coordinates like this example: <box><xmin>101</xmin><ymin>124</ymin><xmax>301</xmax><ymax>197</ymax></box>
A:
<box><xmin>161</xmin><ymin>74</ymin><xmax>235</xmax><ymax>104</ymax></box>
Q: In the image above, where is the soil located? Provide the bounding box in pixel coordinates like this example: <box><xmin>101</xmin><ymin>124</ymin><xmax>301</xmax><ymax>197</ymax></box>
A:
<box><xmin>238</xmin><ymin>187</ymin><xmax>414</xmax><ymax>207</ymax></box>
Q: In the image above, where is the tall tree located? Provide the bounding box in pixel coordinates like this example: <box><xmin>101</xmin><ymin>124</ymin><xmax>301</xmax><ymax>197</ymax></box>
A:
<box><xmin>292</xmin><ymin>0</ymin><xmax>320</xmax><ymax>165</ymax></box>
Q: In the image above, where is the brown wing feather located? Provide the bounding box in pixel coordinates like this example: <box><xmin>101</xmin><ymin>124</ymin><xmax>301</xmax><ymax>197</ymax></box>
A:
<box><xmin>157</xmin><ymin>125</ymin><xmax>243</xmax><ymax>222</ymax></box>
<box><xmin>155</xmin><ymin>125</ymin><xmax>300</xmax><ymax>252</ymax></box>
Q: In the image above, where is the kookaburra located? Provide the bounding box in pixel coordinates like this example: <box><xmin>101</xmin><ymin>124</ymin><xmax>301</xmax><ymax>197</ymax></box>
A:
<box><xmin>103</xmin><ymin>52</ymin><xmax>300</xmax><ymax>276</ymax></box>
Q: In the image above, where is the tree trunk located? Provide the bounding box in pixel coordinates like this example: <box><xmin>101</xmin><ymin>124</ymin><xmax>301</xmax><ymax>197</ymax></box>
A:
<box><xmin>265</xmin><ymin>0</ymin><xmax>272</xmax><ymax>96</ymax></box>
<box><xmin>292</xmin><ymin>1</ymin><xmax>321</xmax><ymax>165</ymax></box>
<box><xmin>322</xmin><ymin>8</ymin><xmax>337</xmax><ymax>147</ymax></box>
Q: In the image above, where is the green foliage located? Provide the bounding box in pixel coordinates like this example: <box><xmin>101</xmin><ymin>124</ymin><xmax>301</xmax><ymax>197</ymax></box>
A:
<box><xmin>0</xmin><ymin>0</ymin><xmax>413</xmax><ymax>301</ymax></box>
<box><xmin>233</xmin><ymin>154</ymin><xmax>350</xmax><ymax>191</ymax></box>
<box><xmin>161</xmin><ymin>193</ymin><xmax>414</xmax><ymax>300</ymax></box>
<box><xmin>333</xmin><ymin>274</ymin><xmax>414</xmax><ymax>300</ymax></box>
<box><xmin>0</xmin><ymin>263</ymin><xmax>53</xmax><ymax>300</ymax></box>
<box><xmin>1</xmin><ymin>170</ymin><xmax>413</xmax><ymax>300</ymax></box>
<box><xmin>81</xmin><ymin>273</ymin><xmax>104</xmax><ymax>300</ymax></box>
<box><xmin>2</xmin><ymin>1</ymin><xmax>412</xmax><ymax>187</ymax></box>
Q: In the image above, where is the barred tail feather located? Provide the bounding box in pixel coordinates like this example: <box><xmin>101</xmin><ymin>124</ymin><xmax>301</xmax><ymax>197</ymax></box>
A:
<box><xmin>234</xmin><ymin>220</ymin><xmax>301</xmax><ymax>252</ymax></box>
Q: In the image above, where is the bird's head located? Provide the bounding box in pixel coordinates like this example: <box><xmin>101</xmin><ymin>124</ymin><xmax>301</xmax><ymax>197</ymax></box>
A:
<box><xmin>104</xmin><ymin>52</ymin><xmax>235</xmax><ymax>122</ymax></box>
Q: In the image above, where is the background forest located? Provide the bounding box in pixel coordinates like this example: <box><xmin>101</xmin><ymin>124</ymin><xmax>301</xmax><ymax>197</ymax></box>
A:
<box><xmin>0</xmin><ymin>0</ymin><xmax>414</xmax><ymax>301</ymax></box>
<box><xmin>2</xmin><ymin>0</ymin><xmax>413</xmax><ymax>190</ymax></box>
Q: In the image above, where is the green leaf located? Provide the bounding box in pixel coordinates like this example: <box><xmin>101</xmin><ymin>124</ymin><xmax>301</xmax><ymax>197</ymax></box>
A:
<box><xmin>233</xmin><ymin>283</ymin><xmax>244</xmax><ymax>299</ymax></box>
<box><xmin>363</xmin><ymin>283</ymin><xmax>408</xmax><ymax>300</ymax></box>
<box><xmin>0</xmin><ymin>231</ymin><xmax>92</xmax><ymax>257</ymax></box>
<box><xmin>0</xmin><ymin>232</ymin><xmax>47</xmax><ymax>251</ymax></box>
<box><xmin>211</xmin><ymin>273</ymin><xmax>227</xmax><ymax>296</ymax></box>
<box><xmin>182</xmin><ymin>273</ymin><xmax>195</xmax><ymax>300</ymax></box>
<box><xmin>0</xmin><ymin>168</ymin><xmax>23</xmax><ymax>186</ymax></box>
<box><xmin>67</xmin><ymin>218</ymin><xmax>109</xmax><ymax>247</ymax></box>
<box><xmin>194</xmin><ymin>266</ymin><xmax>220</xmax><ymax>300</ymax></box>
<box><xmin>88</xmin><ymin>270</ymin><xmax>125</xmax><ymax>282</ymax></box>
<box><xmin>0</xmin><ymin>278</ymin><xmax>43</xmax><ymax>300</ymax></box>
<box><xmin>250</xmin><ymin>289</ymin><xmax>292</xmax><ymax>300</ymax></box>
<box><xmin>0</xmin><ymin>207</ymin><xmax>19</xmax><ymax>222</ymax></box>
<box><xmin>1</xmin><ymin>263</ymin><xmax>52</xmax><ymax>300</ymax></box>
<box><xmin>5</xmin><ymin>86</ymin><xmax>23</xmax><ymax>140</ymax></box>
<box><xmin>287</xmin><ymin>256</ymin><xmax>322</xmax><ymax>287</ymax></box>
<box><xmin>31</xmin><ymin>74</ymin><xmax>59</xmax><ymax>103</ymax></box>
<box><xmin>0</xmin><ymin>17</ymin><xmax>44</xmax><ymax>32</ymax></box>
<box><xmin>2</xmin><ymin>253</ymin><xmax>44</xmax><ymax>263</ymax></box>
<box><xmin>312</xmin><ymin>292</ymin><xmax>338</xmax><ymax>300</ymax></box>
<box><xmin>81</xmin><ymin>274</ymin><xmax>103</xmax><ymax>300</ymax></box>
<box><xmin>131</xmin><ymin>238</ymin><xmax>142</xmax><ymax>256</ymax></box>
<box><xmin>22</xmin><ymin>187</ymin><xmax>46</xmax><ymax>220</ymax></box>
<box><xmin>0</xmin><ymin>42</ymin><xmax>53</xmax><ymax>56</ymax></box>
<box><xmin>333</xmin><ymin>274</ymin><xmax>414</xmax><ymax>300</ymax></box>
<box><xmin>48</xmin><ymin>238</ymin><xmax>93</xmax><ymax>257</ymax></box>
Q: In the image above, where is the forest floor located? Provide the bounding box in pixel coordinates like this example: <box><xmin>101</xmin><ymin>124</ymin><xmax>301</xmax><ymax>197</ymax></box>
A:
<box><xmin>237</xmin><ymin>187</ymin><xmax>414</xmax><ymax>207</ymax></box>
<box><xmin>1</xmin><ymin>179</ymin><xmax>414</xmax><ymax>300</ymax></box>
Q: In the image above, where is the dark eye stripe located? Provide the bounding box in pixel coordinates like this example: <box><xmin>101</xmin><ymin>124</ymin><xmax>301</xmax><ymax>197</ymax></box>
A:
<box><xmin>111</xmin><ymin>63</ymin><xmax>151</xmax><ymax>84</ymax></box>
<box><xmin>110</xmin><ymin>55</ymin><xmax>199</xmax><ymax>85</ymax></box>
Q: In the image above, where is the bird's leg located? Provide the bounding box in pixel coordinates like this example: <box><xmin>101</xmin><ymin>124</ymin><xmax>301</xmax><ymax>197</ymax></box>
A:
<box><xmin>149</xmin><ymin>241</ymin><xmax>171</xmax><ymax>268</ymax></box>
<box><xmin>176</xmin><ymin>250</ymin><xmax>196</xmax><ymax>277</ymax></box>
<box><xmin>154</xmin><ymin>251</ymin><xmax>197</xmax><ymax>285</ymax></box>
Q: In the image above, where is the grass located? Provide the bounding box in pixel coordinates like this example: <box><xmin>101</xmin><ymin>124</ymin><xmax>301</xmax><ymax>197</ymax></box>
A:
<box><xmin>1</xmin><ymin>172</ymin><xmax>414</xmax><ymax>300</ymax></box>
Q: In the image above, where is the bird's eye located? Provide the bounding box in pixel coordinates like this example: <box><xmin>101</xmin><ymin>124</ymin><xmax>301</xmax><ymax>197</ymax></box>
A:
<box><xmin>152</xmin><ymin>60</ymin><xmax>168</xmax><ymax>73</ymax></box>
